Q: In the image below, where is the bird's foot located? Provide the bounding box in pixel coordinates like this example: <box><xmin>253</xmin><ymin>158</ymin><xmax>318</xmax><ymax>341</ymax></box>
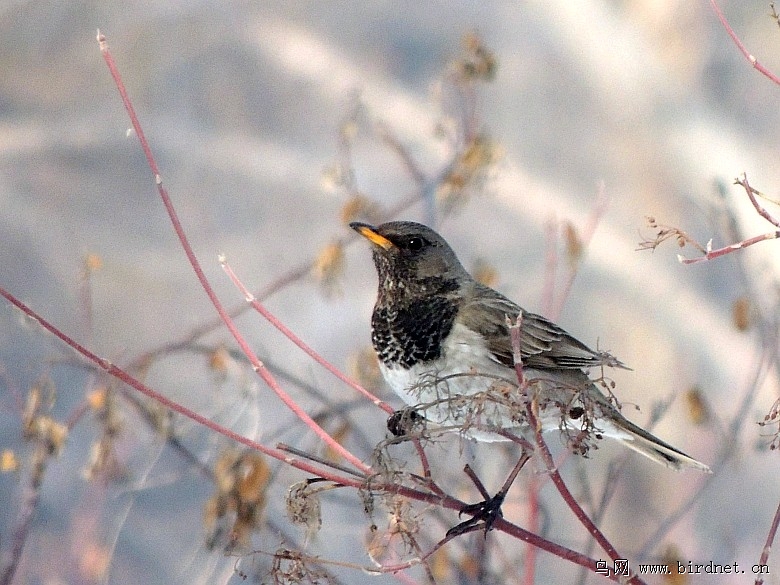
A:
<box><xmin>446</xmin><ymin>491</ymin><xmax>506</xmax><ymax>538</ymax></box>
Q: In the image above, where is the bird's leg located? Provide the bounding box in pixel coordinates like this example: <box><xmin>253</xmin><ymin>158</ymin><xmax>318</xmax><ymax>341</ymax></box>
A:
<box><xmin>446</xmin><ymin>452</ymin><xmax>531</xmax><ymax>538</ymax></box>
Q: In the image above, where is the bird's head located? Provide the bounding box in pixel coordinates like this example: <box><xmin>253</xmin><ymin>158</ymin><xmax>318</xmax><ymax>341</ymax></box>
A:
<box><xmin>350</xmin><ymin>221</ymin><xmax>469</xmax><ymax>298</ymax></box>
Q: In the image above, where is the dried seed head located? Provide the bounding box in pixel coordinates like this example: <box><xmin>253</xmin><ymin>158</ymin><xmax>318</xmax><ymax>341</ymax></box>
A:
<box><xmin>436</xmin><ymin>135</ymin><xmax>502</xmax><ymax>211</ymax></box>
<box><xmin>208</xmin><ymin>346</ymin><xmax>232</xmax><ymax>375</ymax></box>
<box><xmin>732</xmin><ymin>296</ymin><xmax>751</xmax><ymax>332</ymax></box>
<box><xmin>456</xmin><ymin>32</ymin><xmax>498</xmax><ymax>81</ymax></box>
<box><xmin>471</xmin><ymin>258</ymin><xmax>498</xmax><ymax>288</ymax></box>
<box><xmin>32</xmin><ymin>416</ymin><xmax>68</xmax><ymax>455</ymax></box>
<box><xmin>340</xmin><ymin>193</ymin><xmax>381</xmax><ymax>225</ymax></box>
<box><xmin>312</xmin><ymin>241</ymin><xmax>345</xmax><ymax>297</ymax></box>
<box><xmin>685</xmin><ymin>386</ymin><xmax>710</xmax><ymax>426</ymax></box>
<box><xmin>286</xmin><ymin>480</ymin><xmax>323</xmax><ymax>534</ymax></box>
<box><xmin>84</xmin><ymin>253</ymin><xmax>103</xmax><ymax>273</ymax></box>
<box><xmin>87</xmin><ymin>387</ymin><xmax>107</xmax><ymax>410</ymax></box>
<box><xmin>1</xmin><ymin>449</ymin><xmax>19</xmax><ymax>472</ymax></box>
<box><xmin>205</xmin><ymin>450</ymin><xmax>270</xmax><ymax>550</ymax></box>
<box><xmin>236</xmin><ymin>452</ymin><xmax>270</xmax><ymax>505</ymax></box>
<box><xmin>320</xmin><ymin>162</ymin><xmax>352</xmax><ymax>193</ymax></box>
<box><xmin>563</xmin><ymin>221</ymin><xmax>583</xmax><ymax>266</ymax></box>
<box><xmin>347</xmin><ymin>346</ymin><xmax>382</xmax><ymax>391</ymax></box>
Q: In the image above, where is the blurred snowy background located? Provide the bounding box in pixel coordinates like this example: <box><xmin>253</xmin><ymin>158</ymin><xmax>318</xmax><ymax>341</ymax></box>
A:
<box><xmin>2</xmin><ymin>1</ymin><xmax>780</xmax><ymax>584</ymax></box>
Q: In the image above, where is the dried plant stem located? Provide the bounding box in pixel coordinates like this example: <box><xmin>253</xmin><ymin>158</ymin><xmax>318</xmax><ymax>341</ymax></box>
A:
<box><xmin>0</xmin><ymin>447</ymin><xmax>46</xmax><ymax>585</ymax></box>
<box><xmin>548</xmin><ymin>182</ymin><xmax>610</xmax><ymax>321</ymax></box>
<box><xmin>641</xmin><ymin>174</ymin><xmax>780</xmax><ymax>264</ymax></box>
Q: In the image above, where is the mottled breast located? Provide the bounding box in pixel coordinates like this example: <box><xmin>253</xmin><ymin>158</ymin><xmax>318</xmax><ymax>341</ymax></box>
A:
<box><xmin>371</xmin><ymin>296</ymin><xmax>459</xmax><ymax>369</ymax></box>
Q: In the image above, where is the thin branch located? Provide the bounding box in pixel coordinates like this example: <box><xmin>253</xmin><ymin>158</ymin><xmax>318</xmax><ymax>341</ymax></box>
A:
<box><xmin>508</xmin><ymin>315</ymin><xmax>646</xmax><ymax>585</ymax></box>
<box><xmin>375</xmin><ymin>121</ymin><xmax>428</xmax><ymax>189</ymax></box>
<box><xmin>709</xmin><ymin>0</ymin><xmax>780</xmax><ymax>86</ymax></box>
<box><xmin>220</xmin><ymin>256</ymin><xmax>392</xmax><ymax>414</ymax></box>
<box><xmin>0</xmin><ymin>285</ymin><xmax>379</xmax><ymax>489</ymax></box>
<box><xmin>549</xmin><ymin>182</ymin><xmax>610</xmax><ymax>321</ymax></box>
<box><xmin>737</xmin><ymin>173</ymin><xmax>780</xmax><ymax>229</ymax></box>
<box><xmin>640</xmin><ymin>174</ymin><xmax>780</xmax><ymax>264</ymax></box>
<box><xmin>0</xmin><ymin>447</ymin><xmax>46</xmax><ymax>585</ymax></box>
<box><xmin>755</xmin><ymin>498</ymin><xmax>780</xmax><ymax>585</ymax></box>
<box><xmin>677</xmin><ymin>230</ymin><xmax>780</xmax><ymax>265</ymax></box>
<box><xmin>98</xmin><ymin>30</ymin><xmax>371</xmax><ymax>473</ymax></box>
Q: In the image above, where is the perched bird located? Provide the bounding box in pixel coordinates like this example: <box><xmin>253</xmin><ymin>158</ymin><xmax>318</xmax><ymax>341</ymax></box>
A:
<box><xmin>351</xmin><ymin>220</ymin><xmax>710</xmax><ymax>472</ymax></box>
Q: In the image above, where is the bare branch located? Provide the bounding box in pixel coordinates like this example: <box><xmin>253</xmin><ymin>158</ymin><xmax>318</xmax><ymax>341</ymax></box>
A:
<box><xmin>709</xmin><ymin>1</ymin><xmax>780</xmax><ymax>85</ymax></box>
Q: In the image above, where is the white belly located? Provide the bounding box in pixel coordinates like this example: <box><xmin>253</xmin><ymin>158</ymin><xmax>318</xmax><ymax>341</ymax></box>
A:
<box><xmin>379</xmin><ymin>322</ymin><xmax>623</xmax><ymax>444</ymax></box>
<box><xmin>380</xmin><ymin>323</ymin><xmax>530</xmax><ymax>442</ymax></box>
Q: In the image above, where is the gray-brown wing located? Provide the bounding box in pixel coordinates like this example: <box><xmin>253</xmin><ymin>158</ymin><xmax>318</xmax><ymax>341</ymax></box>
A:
<box><xmin>458</xmin><ymin>283</ymin><xmax>627</xmax><ymax>371</ymax></box>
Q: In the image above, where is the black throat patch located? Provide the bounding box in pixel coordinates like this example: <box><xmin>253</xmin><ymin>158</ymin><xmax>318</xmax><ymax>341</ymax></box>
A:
<box><xmin>371</xmin><ymin>293</ymin><xmax>460</xmax><ymax>369</ymax></box>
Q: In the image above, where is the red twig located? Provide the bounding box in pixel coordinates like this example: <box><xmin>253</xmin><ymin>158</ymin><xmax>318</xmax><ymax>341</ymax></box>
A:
<box><xmin>220</xmin><ymin>257</ymin><xmax>451</xmax><ymax>500</ymax></box>
<box><xmin>755</xmin><ymin>498</ymin><xmax>780</xmax><ymax>585</ymax></box>
<box><xmin>220</xmin><ymin>257</ymin><xmax>392</xmax><ymax>414</ymax></box>
<box><xmin>1</xmin><ymin>283</ymin><xmax>637</xmax><ymax>580</ymax></box>
<box><xmin>126</xmin><ymin>260</ymin><xmax>313</xmax><ymax>370</ymax></box>
<box><xmin>508</xmin><ymin>315</ymin><xmax>645</xmax><ymax>585</ymax></box>
<box><xmin>677</xmin><ymin>230</ymin><xmax>780</xmax><ymax>264</ymax></box>
<box><xmin>528</xmin><ymin>188</ymin><xmax>610</xmax><ymax>584</ymax></box>
<box><xmin>91</xmin><ymin>30</ymin><xmax>652</xmax><ymax>581</ymax></box>
<box><xmin>739</xmin><ymin>174</ymin><xmax>780</xmax><ymax>229</ymax></box>
<box><xmin>0</xmin><ymin>287</ymin><xmax>349</xmax><ymax>477</ymax></box>
<box><xmin>677</xmin><ymin>174</ymin><xmax>780</xmax><ymax>264</ymax></box>
<box><xmin>97</xmin><ymin>32</ymin><xmax>473</xmax><ymax>561</ymax></box>
<box><xmin>0</xmin><ymin>31</ymin><xmax>664</xmax><ymax>584</ymax></box>
<box><xmin>709</xmin><ymin>0</ymin><xmax>780</xmax><ymax>86</ymax></box>
<box><xmin>97</xmin><ymin>31</ymin><xmax>369</xmax><ymax>473</ymax></box>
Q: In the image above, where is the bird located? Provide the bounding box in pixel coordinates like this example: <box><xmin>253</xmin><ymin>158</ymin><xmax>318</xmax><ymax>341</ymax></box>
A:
<box><xmin>350</xmin><ymin>220</ymin><xmax>710</xmax><ymax>474</ymax></box>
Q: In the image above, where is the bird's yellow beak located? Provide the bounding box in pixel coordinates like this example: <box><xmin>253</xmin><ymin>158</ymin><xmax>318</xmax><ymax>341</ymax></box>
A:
<box><xmin>349</xmin><ymin>222</ymin><xmax>395</xmax><ymax>250</ymax></box>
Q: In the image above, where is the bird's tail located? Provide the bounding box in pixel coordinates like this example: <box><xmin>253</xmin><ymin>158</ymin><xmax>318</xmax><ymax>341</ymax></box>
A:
<box><xmin>602</xmin><ymin>415</ymin><xmax>711</xmax><ymax>472</ymax></box>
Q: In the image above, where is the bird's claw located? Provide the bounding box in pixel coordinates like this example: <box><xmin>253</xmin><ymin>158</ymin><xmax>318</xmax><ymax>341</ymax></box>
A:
<box><xmin>446</xmin><ymin>492</ymin><xmax>506</xmax><ymax>538</ymax></box>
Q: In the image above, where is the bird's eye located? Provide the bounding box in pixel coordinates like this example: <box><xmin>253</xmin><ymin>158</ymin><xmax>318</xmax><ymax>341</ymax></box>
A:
<box><xmin>407</xmin><ymin>237</ymin><xmax>424</xmax><ymax>251</ymax></box>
